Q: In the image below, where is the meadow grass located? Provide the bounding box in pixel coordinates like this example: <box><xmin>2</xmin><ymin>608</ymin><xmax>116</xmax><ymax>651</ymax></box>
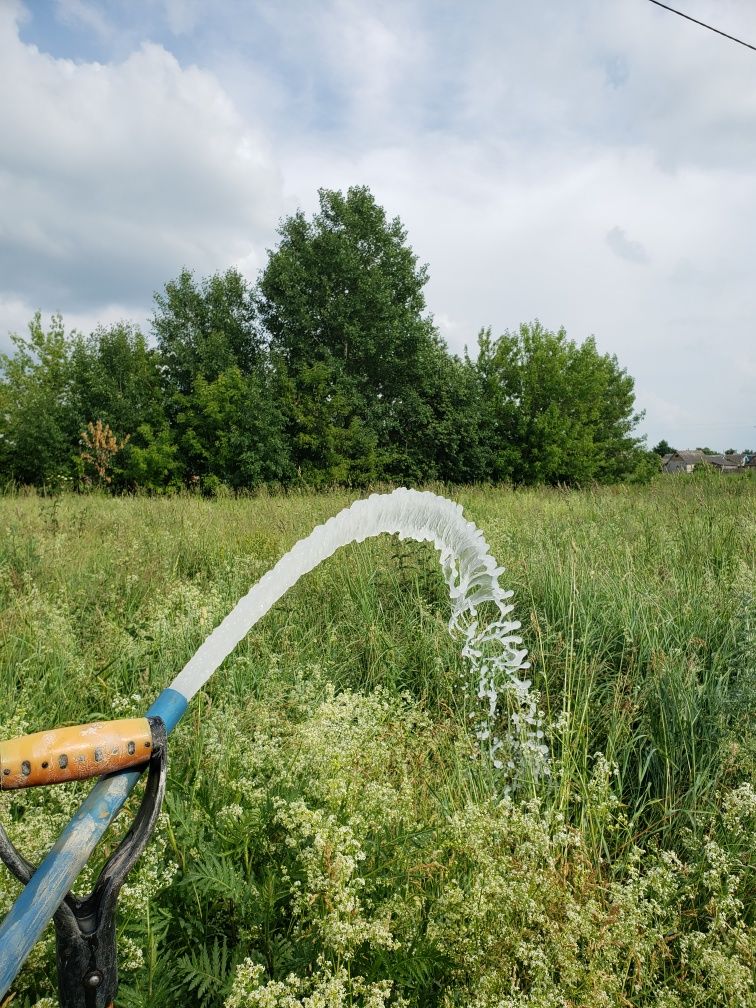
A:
<box><xmin>0</xmin><ymin>477</ymin><xmax>754</xmax><ymax>1007</ymax></box>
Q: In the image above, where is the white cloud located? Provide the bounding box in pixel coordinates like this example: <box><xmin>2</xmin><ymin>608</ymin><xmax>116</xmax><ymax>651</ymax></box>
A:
<box><xmin>2</xmin><ymin>0</ymin><xmax>755</xmax><ymax>450</ymax></box>
<box><xmin>0</xmin><ymin>3</ymin><xmax>282</xmax><ymax>330</ymax></box>
<box><xmin>0</xmin><ymin>298</ymin><xmax>152</xmax><ymax>351</ymax></box>
<box><xmin>281</xmin><ymin>132</ymin><xmax>756</xmax><ymax>447</ymax></box>
<box><xmin>269</xmin><ymin>0</ymin><xmax>756</xmax><ymax>448</ymax></box>
<box><xmin>0</xmin><ymin>296</ymin><xmax>39</xmax><ymax>349</ymax></box>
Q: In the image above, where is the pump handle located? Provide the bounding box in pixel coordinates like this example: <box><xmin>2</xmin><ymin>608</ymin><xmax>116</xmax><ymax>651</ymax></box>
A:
<box><xmin>0</xmin><ymin>718</ymin><xmax>155</xmax><ymax>790</ymax></box>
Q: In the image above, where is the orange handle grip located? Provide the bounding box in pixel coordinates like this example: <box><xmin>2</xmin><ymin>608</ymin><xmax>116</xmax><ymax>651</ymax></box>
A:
<box><xmin>0</xmin><ymin>718</ymin><xmax>155</xmax><ymax>790</ymax></box>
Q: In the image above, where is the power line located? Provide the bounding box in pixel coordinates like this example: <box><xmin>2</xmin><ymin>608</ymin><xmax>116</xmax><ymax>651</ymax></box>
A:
<box><xmin>646</xmin><ymin>0</ymin><xmax>756</xmax><ymax>52</ymax></box>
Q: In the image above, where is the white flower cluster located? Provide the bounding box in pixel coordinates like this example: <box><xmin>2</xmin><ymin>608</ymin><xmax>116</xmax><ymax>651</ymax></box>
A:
<box><xmin>110</xmin><ymin>691</ymin><xmax>143</xmax><ymax>716</ymax></box>
<box><xmin>119</xmin><ymin>810</ymin><xmax>178</xmax><ymax>930</ymax></box>
<box><xmin>274</xmin><ymin>797</ymin><xmax>398</xmax><ymax>959</ymax></box>
<box><xmin>721</xmin><ymin>781</ymin><xmax>756</xmax><ymax>837</ymax></box>
<box><xmin>225</xmin><ymin>959</ymin><xmax>403</xmax><ymax>1008</ymax></box>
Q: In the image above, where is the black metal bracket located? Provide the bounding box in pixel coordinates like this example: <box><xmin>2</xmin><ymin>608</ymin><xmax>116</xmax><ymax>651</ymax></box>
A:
<box><xmin>0</xmin><ymin>717</ymin><xmax>167</xmax><ymax>1008</ymax></box>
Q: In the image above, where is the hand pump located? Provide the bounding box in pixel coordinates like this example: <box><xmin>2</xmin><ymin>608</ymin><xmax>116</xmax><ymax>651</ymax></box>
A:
<box><xmin>0</xmin><ymin>692</ymin><xmax>186</xmax><ymax>1006</ymax></box>
<box><xmin>0</xmin><ymin>717</ymin><xmax>169</xmax><ymax>1007</ymax></box>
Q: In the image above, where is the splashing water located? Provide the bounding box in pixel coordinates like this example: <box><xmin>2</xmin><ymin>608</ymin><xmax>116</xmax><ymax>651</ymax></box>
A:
<box><xmin>170</xmin><ymin>488</ymin><xmax>548</xmax><ymax>785</ymax></box>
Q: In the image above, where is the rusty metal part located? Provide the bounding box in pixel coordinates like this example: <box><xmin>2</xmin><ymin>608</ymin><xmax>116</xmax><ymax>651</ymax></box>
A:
<box><xmin>0</xmin><ymin>718</ymin><xmax>153</xmax><ymax>790</ymax></box>
<box><xmin>0</xmin><ymin>718</ymin><xmax>167</xmax><ymax>1008</ymax></box>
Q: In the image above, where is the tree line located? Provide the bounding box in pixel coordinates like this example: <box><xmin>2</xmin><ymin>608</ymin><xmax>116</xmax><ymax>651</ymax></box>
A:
<box><xmin>0</xmin><ymin>186</ymin><xmax>655</xmax><ymax>492</ymax></box>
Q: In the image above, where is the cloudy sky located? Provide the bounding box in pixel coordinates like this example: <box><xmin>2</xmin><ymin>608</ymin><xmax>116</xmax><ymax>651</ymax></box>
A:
<box><xmin>1</xmin><ymin>0</ymin><xmax>755</xmax><ymax>451</ymax></box>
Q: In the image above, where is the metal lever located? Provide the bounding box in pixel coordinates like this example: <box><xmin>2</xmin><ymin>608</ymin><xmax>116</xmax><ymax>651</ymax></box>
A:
<box><xmin>0</xmin><ymin>718</ymin><xmax>167</xmax><ymax>1008</ymax></box>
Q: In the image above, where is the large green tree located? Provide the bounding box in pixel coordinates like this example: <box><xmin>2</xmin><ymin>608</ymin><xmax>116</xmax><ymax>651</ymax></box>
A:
<box><xmin>0</xmin><ymin>313</ymin><xmax>79</xmax><ymax>486</ymax></box>
<box><xmin>257</xmin><ymin>186</ymin><xmax>450</xmax><ymax>483</ymax></box>
<box><xmin>153</xmin><ymin>268</ymin><xmax>261</xmax><ymax>396</ymax></box>
<box><xmin>379</xmin><ymin>338</ymin><xmax>496</xmax><ymax>484</ymax></box>
<box><xmin>68</xmin><ymin>322</ymin><xmax>177</xmax><ymax>489</ymax></box>
<box><xmin>69</xmin><ymin>322</ymin><xmax>166</xmax><ymax>434</ymax></box>
<box><xmin>476</xmin><ymin>321</ymin><xmax>646</xmax><ymax>485</ymax></box>
<box><xmin>153</xmin><ymin>267</ymin><xmax>290</xmax><ymax>489</ymax></box>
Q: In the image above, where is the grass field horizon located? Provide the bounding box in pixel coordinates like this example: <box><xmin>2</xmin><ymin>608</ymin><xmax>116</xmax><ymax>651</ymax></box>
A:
<box><xmin>1</xmin><ymin>478</ymin><xmax>754</xmax><ymax>1007</ymax></box>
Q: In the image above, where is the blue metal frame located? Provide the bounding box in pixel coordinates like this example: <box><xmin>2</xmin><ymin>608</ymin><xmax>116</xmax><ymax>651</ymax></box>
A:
<box><xmin>0</xmin><ymin>688</ymin><xmax>188</xmax><ymax>998</ymax></box>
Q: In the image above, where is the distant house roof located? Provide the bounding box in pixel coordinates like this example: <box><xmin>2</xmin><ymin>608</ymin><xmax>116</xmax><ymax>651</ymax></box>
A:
<box><xmin>707</xmin><ymin>453</ymin><xmax>745</xmax><ymax>469</ymax></box>
<box><xmin>663</xmin><ymin>450</ymin><xmax>748</xmax><ymax>472</ymax></box>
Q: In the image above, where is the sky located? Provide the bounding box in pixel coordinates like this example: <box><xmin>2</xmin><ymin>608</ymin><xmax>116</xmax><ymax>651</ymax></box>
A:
<box><xmin>1</xmin><ymin>0</ymin><xmax>755</xmax><ymax>452</ymax></box>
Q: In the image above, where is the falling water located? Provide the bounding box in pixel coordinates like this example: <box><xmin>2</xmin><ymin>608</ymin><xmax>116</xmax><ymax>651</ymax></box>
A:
<box><xmin>170</xmin><ymin>488</ymin><xmax>548</xmax><ymax>783</ymax></box>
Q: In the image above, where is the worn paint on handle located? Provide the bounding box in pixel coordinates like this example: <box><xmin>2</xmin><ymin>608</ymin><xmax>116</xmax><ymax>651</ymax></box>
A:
<box><xmin>0</xmin><ymin>688</ymin><xmax>188</xmax><ymax>1000</ymax></box>
<box><xmin>0</xmin><ymin>718</ymin><xmax>153</xmax><ymax>790</ymax></box>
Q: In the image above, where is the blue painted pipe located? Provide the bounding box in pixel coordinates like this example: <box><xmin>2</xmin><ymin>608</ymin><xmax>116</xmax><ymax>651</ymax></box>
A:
<box><xmin>0</xmin><ymin>688</ymin><xmax>188</xmax><ymax>998</ymax></box>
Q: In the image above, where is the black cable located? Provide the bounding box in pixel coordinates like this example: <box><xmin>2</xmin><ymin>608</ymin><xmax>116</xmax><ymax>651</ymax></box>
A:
<box><xmin>646</xmin><ymin>0</ymin><xmax>756</xmax><ymax>52</ymax></box>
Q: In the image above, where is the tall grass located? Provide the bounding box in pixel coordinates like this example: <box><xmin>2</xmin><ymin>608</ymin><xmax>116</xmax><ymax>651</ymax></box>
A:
<box><xmin>1</xmin><ymin>477</ymin><xmax>753</xmax><ymax>1007</ymax></box>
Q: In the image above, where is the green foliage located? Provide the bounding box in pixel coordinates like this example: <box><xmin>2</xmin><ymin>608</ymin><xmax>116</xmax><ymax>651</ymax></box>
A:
<box><xmin>257</xmin><ymin>185</ymin><xmax>479</xmax><ymax>484</ymax></box>
<box><xmin>258</xmin><ymin>187</ymin><xmax>430</xmax><ymax>393</ymax></box>
<box><xmin>477</xmin><ymin>321</ymin><xmax>648</xmax><ymax>485</ymax></box>
<box><xmin>124</xmin><ymin>423</ymin><xmax>181</xmax><ymax>489</ymax></box>
<box><xmin>153</xmin><ymin>268</ymin><xmax>292</xmax><ymax>489</ymax></box>
<box><xmin>653</xmin><ymin>439</ymin><xmax>674</xmax><ymax>456</ymax></box>
<box><xmin>0</xmin><ymin>483</ymin><xmax>753</xmax><ymax>1006</ymax></box>
<box><xmin>0</xmin><ymin>313</ymin><xmax>79</xmax><ymax>486</ymax></box>
<box><xmin>68</xmin><ymin>323</ymin><xmax>175</xmax><ymax>490</ymax></box>
<box><xmin>153</xmin><ymin>267</ymin><xmax>261</xmax><ymax>395</ymax></box>
<box><xmin>0</xmin><ymin>191</ymin><xmax>658</xmax><ymax>491</ymax></box>
<box><xmin>0</xmin><ymin>315</ymin><xmax>181</xmax><ymax>492</ymax></box>
<box><xmin>176</xmin><ymin>939</ymin><xmax>240</xmax><ymax>1007</ymax></box>
<box><xmin>69</xmin><ymin>323</ymin><xmax>166</xmax><ymax>438</ymax></box>
<box><xmin>378</xmin><ymin>339</ymin><xmax>495</xmax><ymax>484</ymax></box>
<box><xmin>175</xmin><ymin>366</ymin><xmax>292</xmax><ymax>489</ymax></box>
<box><xmin>273</xmin><ymin>357</ymin><xmax>379</xmax><ymax>486</ymax></box>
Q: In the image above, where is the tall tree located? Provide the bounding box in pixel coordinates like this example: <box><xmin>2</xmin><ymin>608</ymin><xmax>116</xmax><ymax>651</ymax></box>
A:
<box><xmin>68</xmin><ymin>322</ymin><xmax>176</xmax><ymax>490</ymax></box>
<box><xmin>153</xmin><ymin>268</ymin><xmax>261</xmax><ymax>396</ymax></box>
<box><xmin>0</xmin><ymin>313</ymin><xmax>79</xmax><ymax>486</ymax></box>
<box><xmin>257</xmin><ymin>186</ymin><xmax>443</xmax><ymax>483</ymax></box>
<box><xmin>476</xmin><ymin>321</ymin><xmax>646</xmax><ymax>485</ymax></box>
<box><xmin>380</xmin><ymin>339</ymin><xmax>496</xmax><ymax>484</ymax></box>
<box><xmin>152</xmin><ymin>267</ymin><xmax>289</xmax><ymax>489</ymax></box>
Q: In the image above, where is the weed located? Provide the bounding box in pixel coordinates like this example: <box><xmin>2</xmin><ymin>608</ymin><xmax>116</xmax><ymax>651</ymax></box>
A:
<box><xmin>0</xmin><ymin>481</ymin><xmax>753</xmax><ymax>1006</ymax></box>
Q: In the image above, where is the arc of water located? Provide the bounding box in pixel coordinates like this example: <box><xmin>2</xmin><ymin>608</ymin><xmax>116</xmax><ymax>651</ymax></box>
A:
<box><xmin>0</xmin><ymin>489</ymin><xmax>540</xmax><ymax>996</ymax></box>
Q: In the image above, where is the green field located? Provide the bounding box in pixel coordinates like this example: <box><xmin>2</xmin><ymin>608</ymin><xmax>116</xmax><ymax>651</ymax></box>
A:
<box><xmin>1</xmin><ymin>479</ymin><xmax>754</xmax><ymax>1007</ymax></box>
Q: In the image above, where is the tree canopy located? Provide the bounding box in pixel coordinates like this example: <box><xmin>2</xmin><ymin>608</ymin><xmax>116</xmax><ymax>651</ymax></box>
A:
<box><xmin>652</xmin><ymin>440</ymin><xmax>674</xmax><ymax>456</ymax></box>
<box><xmin>257</xmin><ymin>186</ymin><xmax>457</xmax><ymax>483</ymax></box>
<box><xmin>0</xmin><ymin>313</ymin><xmax>78</xmax><ymax>486</ymax></box>
<box><xmin>0</xmin><ymin>186</ymin><xmax>655</xmax><ymax>492</ymax></box>
<box><xmin>154</xmin><ymin>268</ymin><xmax>261</xmax><ymax>395</ymax></box>
<box><xmin>476</xmin><ymin>322</ymin><xmax>649</xmax><ymax>485</ymax></box>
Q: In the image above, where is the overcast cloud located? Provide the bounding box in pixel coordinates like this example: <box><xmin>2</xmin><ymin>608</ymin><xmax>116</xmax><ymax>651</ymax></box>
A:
<box><xmin>1</xmin><ymin>0</ymin><xmax>754</xmax><ymax>450</ymax></box>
